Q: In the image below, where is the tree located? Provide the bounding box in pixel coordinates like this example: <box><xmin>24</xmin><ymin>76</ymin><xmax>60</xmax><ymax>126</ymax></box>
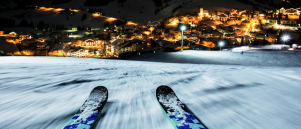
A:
<box><xmin>81</xmin><ymin>14</ymin><xmax>87</xmax><ymax>21</ymax></box>
<box><xmin>241</xmin><ymin>36</ymin><xmax>244</xmax><ymax>45</ymax></box>
<box><xmin>29</xmin><ymin>21</ymin><xmax>34</xmax><ymax>28</ymax></box>
<box><xmin>77</xmin><ymin>25</ymin><xmax>82</xmax><ymax>31</ymax></box>
<box><xmin>150</xmin><ymin>38</ymin><xmax>156</xmax><ymax>48</ymax></box>
<box><xmin>18</xmin><ymin>19</ymin><xmax>29</xmax><ymax>27</ymax></box>
<box><xmin>56</xmin><ymin>24</ymin><xmax>60</xmax><ymax>30</ymax></box>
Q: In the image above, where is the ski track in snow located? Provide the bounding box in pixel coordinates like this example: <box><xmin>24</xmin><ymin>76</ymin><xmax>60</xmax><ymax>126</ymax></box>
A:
<box><xmin>1</xmin><ymin>56</ymin><xmax>301</xmax><ymax>129</ymax></box>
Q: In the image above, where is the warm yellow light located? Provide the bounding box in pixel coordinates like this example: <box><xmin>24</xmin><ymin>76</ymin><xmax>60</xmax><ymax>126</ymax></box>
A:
<box><xmin>106</xmin><ymin>17</ymin><xmax>117</xmax><ymax>22</ymax></box>
<box><xmin>126</xmin><ymin>21</ymin><xmax>137</xmax><ymax>25</ymax></box>
<box><xmin>149</xmin><ymin>27</ymin><xmax>155</xmax><ymax>32</ymax></box>
<box><xmin>93</xmin><ymin>13</ymin><xmax>101</xmax><ymax>17</ymax></box>
<box><xmin>71</xmin><ymin>9</ymin><xmax>79</xmax><ymax>12</ymax></box>
<box><xmin>55</xmin><ymin>8</ymin><xmax>64</xmax><ymax>12</ymax></box>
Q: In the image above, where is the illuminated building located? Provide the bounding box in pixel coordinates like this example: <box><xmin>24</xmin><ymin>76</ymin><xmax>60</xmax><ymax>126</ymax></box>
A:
<box><xmin>19</xmin><ymin>35</ymin><xmax>31</xmax><ymax>40</ymax></box>
<box><xmin>199</xmin><ymin>4</ymin><xmax>203</xmax><ymax>20</ymax></box>
<box><xmin>21</xmin><ymin>49</ymin><xmax>34</xmax><ymax>56</ymax></box>
<box><xmin>80</xmin><ymin>39</ymin><xmax>105</xmax><ymax>47</ymax></box>
<box><xmin>67</xmin><ymin>49</ymin><xmax>89</xmax><ymax>57</ymax></box>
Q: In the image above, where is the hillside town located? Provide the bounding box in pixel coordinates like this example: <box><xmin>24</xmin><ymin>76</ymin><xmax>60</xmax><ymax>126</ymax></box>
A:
<box><xmin>1</xmin><ymin>5</ymin><xmax>301</xmax><ymax>58</ymax></box>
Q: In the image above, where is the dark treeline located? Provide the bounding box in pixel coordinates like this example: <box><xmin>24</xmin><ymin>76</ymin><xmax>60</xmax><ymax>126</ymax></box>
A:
<box><xmin>81</xmin><ymin>14</ymin><xmax>87</xmax><ymax>21</ymax></box>
<box><xmin>18</xmin><ymin>19</ymin><xmax>34</xmax><ymax>28</ymax></box>
<box><xmin>37</xmin><ymin>20</ymin><xmax>49</xmax><ymax>30</ymax></box>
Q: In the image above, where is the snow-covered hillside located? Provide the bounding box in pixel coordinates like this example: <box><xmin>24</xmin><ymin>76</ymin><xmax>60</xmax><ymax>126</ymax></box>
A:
<box><xmin>1</xmin><ymin>51</ymin><xmax>301</xmax><ymax>129</ymax></box>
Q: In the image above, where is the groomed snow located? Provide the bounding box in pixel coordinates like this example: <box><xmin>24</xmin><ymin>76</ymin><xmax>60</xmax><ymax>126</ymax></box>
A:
<box><xmin>1</xmin><ymin>51</ymin><xmax>301</xmax><ymax>129</ymax></box>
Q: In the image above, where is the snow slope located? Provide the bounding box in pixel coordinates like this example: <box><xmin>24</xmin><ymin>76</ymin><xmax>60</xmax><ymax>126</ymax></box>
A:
<box><xmin>1</xmin><ymin>51</ymin><xmax>301</xmax><ymax>129</ymax></box>
<box><xmin>125</xmin><ymin>50</ymin><xmax>301</xmax><ymax>67</ymax></box>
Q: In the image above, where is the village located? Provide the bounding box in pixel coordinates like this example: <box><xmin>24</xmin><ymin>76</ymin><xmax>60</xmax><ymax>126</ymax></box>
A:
<box><xmin>1</xmin><ymin>5</ymin><xmax>301</xmax><ymax>58</ymax></box>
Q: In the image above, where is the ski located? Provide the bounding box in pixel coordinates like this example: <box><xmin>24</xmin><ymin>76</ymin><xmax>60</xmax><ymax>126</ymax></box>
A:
<box><xmin>63</xmin><ymin>86</ymin><xmax>108</xmax><ymax>129</ymax></box>
<box><xmin>156</xmin><ymin>85</ymin><xmax>207</xmax><ymax>129</ymax></box>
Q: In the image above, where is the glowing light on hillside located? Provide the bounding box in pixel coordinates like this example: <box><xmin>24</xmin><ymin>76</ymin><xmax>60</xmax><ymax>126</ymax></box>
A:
<box><xmin>93</xmin><ymin>12</ymin><xmax>101</xmax><ymax>17</ymax></box>
<box><xmin>126</xmin><ymin>21</ymin><xmax>137</xmax><ymax>25</ymax></box>
<box><xmin>106</xmin><ymin>17</ymin><xmax>117</xmax><ymax>22</ymax></box>
<box><xmin>70</xmin><ymin>9</ymin><xmax>79</xmax><ymax>12</ymax></box>
<box><xmin>55</xmin><ymin>8</ymin><xmax>64</xmax><ymax>12</ymax></box>
<box><xmin>143</xmin><ymin>31</ymin><xmax>151</xmax><ymax>35</ymax></box>
<box><xmin>167</xmin><ymin>19</ymin><xmax>179</xmax><ymax>27</ymax></box>
<box><xmin>6</xmin><ymin>39</ymin><xmax>21</xmax><ymax>44</ymax></box>
<box><xmin>172</xmin><ymin>20</ymin><xmax>178</xmax><ymax>25</ymax></box>
<box><xmin>46</xmin><ymin>8</ymin><xmax>53</xmax><ymax>11</ymax></box>
<box><xmin>149</xmin><ymin>27</ymin><xmax>155</xmax><ymax>32</ymax></box>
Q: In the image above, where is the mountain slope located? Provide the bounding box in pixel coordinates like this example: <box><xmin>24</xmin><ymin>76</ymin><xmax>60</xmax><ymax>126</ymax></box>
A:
<box><xmin>0</xmin><ymin>0</ymin><xmax>290</xmax><ymax>28</ymax></box>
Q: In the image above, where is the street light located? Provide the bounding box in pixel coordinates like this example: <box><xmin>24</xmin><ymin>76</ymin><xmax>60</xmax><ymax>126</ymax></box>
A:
<box><xmin>219</xmin><ymin>41</ymin><xmax>224</xmax><ymax>51</ymax></box>
<box><xmin>180</xmin><ymin>25</ymin><xmax>186</xmax><ymax>52</ymax></box>
<box><xmin>281</xmin><ymin>35</ymin><xmax>290</xmax><ymax>43</ymax></box>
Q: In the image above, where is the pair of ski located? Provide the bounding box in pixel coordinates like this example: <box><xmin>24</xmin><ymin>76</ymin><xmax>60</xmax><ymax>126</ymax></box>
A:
<box><xmin>63</xmin><ymin>86</ymin><xmax>207</xmax><ymax>129</ymax></box>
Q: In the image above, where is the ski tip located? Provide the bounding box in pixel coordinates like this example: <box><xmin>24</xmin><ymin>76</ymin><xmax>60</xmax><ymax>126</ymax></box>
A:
<box><xmin>156</xmin><ymin>85</ymin><xmax>175</xmax><ymax>96</ymax></box>
<box><xmin>92</xmin><ymin>86</ymin><xmax>108</xmax><ymax>91</ymax></box>
<box><xmin>90</xmin><ymin>86</ymin><xmax>108</xmax><ymax>98</ymax></box>
<box><xmin>157</xmin><ymin>85</ymin><xmax>171</xmax><ymax>90</ymax></box>
<box><xmin>156</xmin><ymin>85</ymin><xmax>173</xmax><ymax>90</ymax></box>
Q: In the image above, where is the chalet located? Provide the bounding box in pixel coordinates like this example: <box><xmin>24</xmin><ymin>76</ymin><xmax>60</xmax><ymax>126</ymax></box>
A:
<box><xmin>37</xmin><ymin>42</ymin><xmax>47</xmax><ymax>50</ymax></box>
<box><xmin>19</xmin><ymin>34</ymin><xmax>31</xmax><ymax>40</ymax></box>
<box><xmin>105</xmin><ymin>39</ymin><xmax>124</xmax><ymax>57</ymax></box>
<box><xmin>267</xmin><ymin>18</ymin><xmax>278</xmax><ymax>25</ymax></box>
<box><xmin>67</xmin><ymin>49</ymin><xmax>89</xmax><ymax>57</ymax></box>
<box><xmin>119</xmin><ymin>39</ymin><xmax>147</xmax><ymax>54</ymax></box>
<box><xmin>219</xmin><ymin>13</ymin><xmax>228</xmax><ymax>22</ymax></box>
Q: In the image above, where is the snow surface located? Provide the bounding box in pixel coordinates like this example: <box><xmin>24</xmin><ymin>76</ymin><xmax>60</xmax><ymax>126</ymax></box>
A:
<box><xmin>1</xmin><ymin>51</ymin><xmax>301</xmax><ymax>129</ymax></box>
